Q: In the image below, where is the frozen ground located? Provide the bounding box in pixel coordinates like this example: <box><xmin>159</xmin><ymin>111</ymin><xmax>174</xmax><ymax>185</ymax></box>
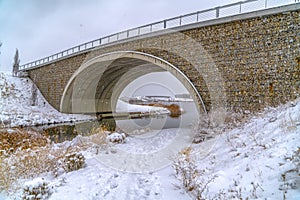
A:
<box><xmin>0</xmin><ymin>73</ymin><xmax>299</xmax><ymax>199</ymax></box>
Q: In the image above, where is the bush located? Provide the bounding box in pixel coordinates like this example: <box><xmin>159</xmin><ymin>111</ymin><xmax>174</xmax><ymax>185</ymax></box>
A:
<box><xmin>63</xmin><ymin>152</ymin><xmax>85</xmax><ymax>172</ymax></box>
<box><xmin>22</xmin><ymin>178</ymin><xmax>52</xmax><ymax>200</ymax></box>
<box><xmin>107</xmin><ymin>132</ymin><xmax>126</xmax><ymax>144</ymax></box>
<box><xmin>173</xmin><ymin>148</ymin><xmax>216</xmax><ymax>199</ymax></box>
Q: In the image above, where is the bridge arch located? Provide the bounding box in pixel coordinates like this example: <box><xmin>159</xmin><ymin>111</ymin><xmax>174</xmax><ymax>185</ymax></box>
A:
<box><xmin>60</xmin><ymin>51</ymin><xmax>207</xmax><ymax>115</ymax></box>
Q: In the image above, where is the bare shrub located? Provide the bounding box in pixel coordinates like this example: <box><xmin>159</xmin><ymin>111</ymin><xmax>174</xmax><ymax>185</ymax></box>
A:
<box><xmin>0</xmin><ymin>127</ymin><xmax>107</xmax><ymax>193</ymax></box>
<box><xmin>0</xmin><ymin>129</ymin><xmax>84</xmax><ymax>192</ymax></box>
<box><xmin>193</xmin><ymin>109</ymin><xmax>247</xmax><ymax>144</ymax></box>
<box><xmin>0</xmin><ymin>129</ymin><xmax>50</xmax><ymax>155</ymax></box>
<box><xmin>173</xmin><ymin>148</ymin><xmax>216</xmax><ymax>199</ymax></box>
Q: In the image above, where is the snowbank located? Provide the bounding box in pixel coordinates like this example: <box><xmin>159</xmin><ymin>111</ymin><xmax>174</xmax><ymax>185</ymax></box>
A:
<box><xmin>184</xmin><ymin>98</ymin><xmax>300</xmax><ymax>199</ymax></box>
<box><xmin>0</xmin><ymin>72</ymin><xmax>94</xmax><ymax>127</ymax></box>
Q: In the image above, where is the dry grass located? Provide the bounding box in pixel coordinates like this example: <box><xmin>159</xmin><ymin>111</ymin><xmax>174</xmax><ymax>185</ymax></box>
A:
<box><xmin>173</xmin><ymin>148</ymin><xmax>217</xmax><ymax>199</ymax></box>
<box><xmin>0</xmin><ymin>127</ymin><xmax>108</xmax><ymax>193</ymax></box>
<box><xmin>193</xmin><ymin>110</ymin><xmax>247</xmax><ymax>144</ymax></box>
<box><xmin>0</xmin><ymin>129</ymin><xmax>50</xmax><ymax>156</ymax></box>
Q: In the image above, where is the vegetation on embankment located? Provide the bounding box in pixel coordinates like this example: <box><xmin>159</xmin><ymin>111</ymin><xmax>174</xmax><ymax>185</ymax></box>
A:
<box><xmin>148</xmin><ymin>103</ymin><xmax>182</xmax><ymax>118</ymax></box>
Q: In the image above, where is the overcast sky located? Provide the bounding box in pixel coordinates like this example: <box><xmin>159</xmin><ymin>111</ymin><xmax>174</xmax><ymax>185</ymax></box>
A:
<box><xmin>0</xmin><ymin>0</ymin><xmax>244</xmax><ymax>72</ymax></box>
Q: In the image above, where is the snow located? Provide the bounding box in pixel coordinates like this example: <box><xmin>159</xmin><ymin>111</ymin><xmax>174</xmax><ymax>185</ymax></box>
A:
<box><xmin>188</xmin><ymin>100</ymin><xmax>300</xmax><ymax>199</ymax></box>
<box><xmin>107</xmin><ymin>132</ymin><xmax>126</xmax><ymax>144</ymax></box>
<box><xmin>0</xmin><ymin>73</ymin><xmax>299</xmax><ymax>199</ymax></box>
<box><xmin>22</xmin><ymin>178</ymin><xmax>53</xmax><ymax>200</ymax></box>
<box><xmin>117</xmin><ymin>99</ymin><xmax>170</xmax><ymax>114</ymax></box>
<box><xmin>0</xmin><ymin>73</ymin><xmax>94</xmax><ymax>127</ymax></box>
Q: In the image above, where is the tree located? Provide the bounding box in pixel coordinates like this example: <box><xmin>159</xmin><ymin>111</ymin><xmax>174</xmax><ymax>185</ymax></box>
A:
<box><xmin>12</xmin><ymin>48</ymin><xmax>20</xmax><ymax>77</ymax></box>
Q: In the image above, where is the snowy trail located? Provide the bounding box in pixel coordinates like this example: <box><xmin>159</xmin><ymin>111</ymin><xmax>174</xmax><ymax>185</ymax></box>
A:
<box><xmin>48</xmin><ymin>156</ymin><xmax>189</xmax><ymax>200</ymax></box>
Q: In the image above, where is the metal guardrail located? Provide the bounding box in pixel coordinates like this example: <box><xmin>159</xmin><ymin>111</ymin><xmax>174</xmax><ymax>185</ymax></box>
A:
<box><xmin>19</xmin><ymin>0</ymin><xmax>298</xmax><ymax>71</ymax></box>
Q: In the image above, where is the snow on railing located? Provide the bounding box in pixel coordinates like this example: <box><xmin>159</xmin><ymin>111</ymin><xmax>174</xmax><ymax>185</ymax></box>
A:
<box><xmin>19</xmin><ymin>0</ymin><xmax>298</xmax><ymax>71</ymax></box>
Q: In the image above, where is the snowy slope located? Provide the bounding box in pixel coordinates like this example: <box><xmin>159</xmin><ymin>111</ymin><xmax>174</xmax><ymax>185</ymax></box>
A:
<box><xmin>0</xmin><ymin>73</ymin><xmax>94</xmax><ymax>127</ymax></box>
<box><xmin>188</xmin><ymin>100</ymin><xmax>300</xmax><ymax>199</ymax></box>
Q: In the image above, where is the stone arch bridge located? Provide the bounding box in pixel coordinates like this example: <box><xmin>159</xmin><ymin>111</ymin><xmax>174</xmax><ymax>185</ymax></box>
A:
<box><xmin>19</xmin><ymin>3</ymin><xmax>300</xmax><ymax>115</ymax></box>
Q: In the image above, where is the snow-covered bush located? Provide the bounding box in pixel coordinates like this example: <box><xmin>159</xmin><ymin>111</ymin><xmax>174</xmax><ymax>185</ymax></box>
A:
<box><xmin>22</xmin><ymin>178</ymin><xmax>52</xmax><ymax>200</ymax></box>
<box><xmin>63</xmin><ymin>152</ymin><xmax>85</xmax><ymax>172</ymax></box>
<box><xmin>107</xmin><ymin>132</ymin><xmax>126</xmax><ymax>144</ymax></box>
<box><xmin>173</xmin><ymin>148</ymin><xmax>216</xmax><ymax>199</ymax></box>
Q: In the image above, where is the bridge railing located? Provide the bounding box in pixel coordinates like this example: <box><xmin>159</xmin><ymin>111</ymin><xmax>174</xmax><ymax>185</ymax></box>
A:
<box><xmin>19</xmin><ymin>0</ymin><xmax>298</xmax><ymax>71</ymax></box>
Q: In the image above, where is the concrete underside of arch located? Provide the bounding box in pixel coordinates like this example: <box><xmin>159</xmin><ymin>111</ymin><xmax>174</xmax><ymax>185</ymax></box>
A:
<box><xmin>60</xmin><ymin>51</ymin><xmax>207</xmax><ymax>115</ymax></box>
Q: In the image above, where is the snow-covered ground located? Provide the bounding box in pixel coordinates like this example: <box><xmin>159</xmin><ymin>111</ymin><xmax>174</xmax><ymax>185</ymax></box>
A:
<box><xmin>0</xmin><ymin>73</ymin><xmax>299</xmax><ymax>199</ymax></box>
<box><xmin>0</xmin><ymin>73</ymin><xmax>168</xmax><ymax>128</ymax></box>
<box><xmin>0</xmin><ymin>73</ymin><xmax>94</xmax><ymax>127</ymax></box>
<box><xmin>187</xmin><ymin>100</ymin><xmax>300</xmax><ymax>199</ymax></box>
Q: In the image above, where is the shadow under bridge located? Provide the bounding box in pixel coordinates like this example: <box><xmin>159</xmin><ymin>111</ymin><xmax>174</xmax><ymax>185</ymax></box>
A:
<box><xmin>60</xmin><ymin>51</ymin><xmax>206</xmax><ymax>117</ymax></box>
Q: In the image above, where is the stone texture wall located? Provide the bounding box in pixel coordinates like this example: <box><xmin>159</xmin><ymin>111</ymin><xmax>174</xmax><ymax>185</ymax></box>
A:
<box><xmin>28</xmin><ymin>8</ymin><xmax>300</xmax><ymax>113</ymax></box>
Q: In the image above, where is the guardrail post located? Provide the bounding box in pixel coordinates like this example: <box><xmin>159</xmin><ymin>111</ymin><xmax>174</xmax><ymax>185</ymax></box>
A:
<box><xmin>239</xmin><ymin>2</ymin><xmax>242</xmax><ymax>13</ymax></box>
<box><xmin>216</xmin><ymin>7</ymin><xmax>220</xmax><ymax>18</ymax></box>
<box><xmin>179</xmin><ymin>16</ymin><xmax>182</xmax><ymax>26</ymax></box>
<box><xmin>163</xmin><ymin>20</ymin><xmax>167</xmax><ymax>28</ymax></box>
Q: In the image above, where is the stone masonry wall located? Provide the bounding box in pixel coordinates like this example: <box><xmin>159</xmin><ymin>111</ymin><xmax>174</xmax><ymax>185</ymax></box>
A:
<box><xmin>28</xmin><ymin>8</ymin><xmax>300</xmax><ymax>113</ymax></box>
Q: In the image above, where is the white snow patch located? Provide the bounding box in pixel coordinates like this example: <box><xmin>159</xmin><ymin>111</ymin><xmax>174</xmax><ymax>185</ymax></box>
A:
<box><xmin>0</xmin><ymin>72</ymin><xmax>94</xmax><ymax>127</ymax></box>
